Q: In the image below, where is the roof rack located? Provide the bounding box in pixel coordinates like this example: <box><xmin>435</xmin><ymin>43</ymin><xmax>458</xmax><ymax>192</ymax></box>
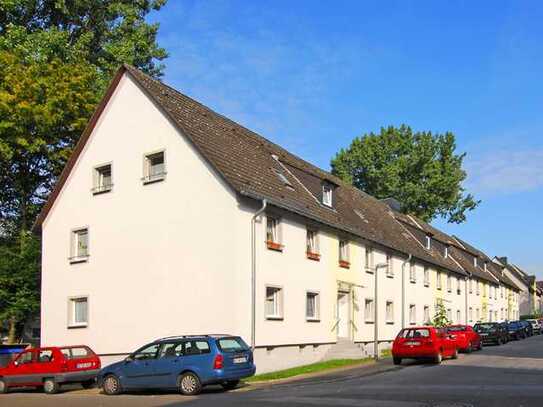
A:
<box><xmin>155</xmin><ymin>334</ymin><xmax>231</xmax><ymax>341</ymax></box>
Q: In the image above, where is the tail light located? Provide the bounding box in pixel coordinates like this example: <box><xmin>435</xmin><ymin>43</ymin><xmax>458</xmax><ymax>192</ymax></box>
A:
<box><xmin>213</xmin><ymin>355</ymin><xmax>224</xmax><ymax>370</ymax></box>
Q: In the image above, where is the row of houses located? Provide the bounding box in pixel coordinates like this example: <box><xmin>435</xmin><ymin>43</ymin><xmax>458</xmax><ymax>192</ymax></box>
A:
<box><xmin>34</xmin><ymin>65</ymin><xmax>541</xmax><ymax>373</ymax></box>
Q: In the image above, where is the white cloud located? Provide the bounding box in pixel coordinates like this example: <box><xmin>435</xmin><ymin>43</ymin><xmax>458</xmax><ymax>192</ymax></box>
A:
<box><xmin>465</xmin><ymin>148</ymin><xmax>543</xmax><ymax>196</ymax></box>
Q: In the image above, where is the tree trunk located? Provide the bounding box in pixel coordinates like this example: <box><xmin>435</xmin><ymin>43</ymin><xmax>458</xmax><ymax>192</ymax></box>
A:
<box><xmin>7</xmin><ymin>317</ymin><xmax>17</xmax><ymax>344</ymax></box>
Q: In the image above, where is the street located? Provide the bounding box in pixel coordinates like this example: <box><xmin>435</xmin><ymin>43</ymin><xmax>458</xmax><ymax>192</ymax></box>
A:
<box><xmin>3</xmin><ymin>334</ymin><xmax>543</xmax><ymax>407</ymax></box>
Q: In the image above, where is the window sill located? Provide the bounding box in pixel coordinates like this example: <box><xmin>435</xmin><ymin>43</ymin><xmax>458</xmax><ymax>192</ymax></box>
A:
<box><xmin>266</xmin><ymin>241</ymin><xmax>283</xmax><ymax>252</ymax></box>
<box><xmin>306</xmin><ymin>318</ymin><xmax>320</xmax><ymax>323</ymax></box>
<box><xmin>91</xmin><ymin>186</ymin><xmax>113</xmax><ymax>195</ymax></box>
<box><xmin>424</xmin><ymin>283</ymin><xmax>430</xmax><ymax>287</ymax></box>
<box><xmin>142</xmin><ymin>174</ymin><xmax>166</xmax><ymax>185</ymax></box>
<box><xmin>265</xmin><ymin>316</ymin><xmax>284</xmax><ymax>321</ymax></box>
<box><xmin>386</xmin><ymin>274</ymin><xmax>394</xmax><ymax>279</ymax></box>
<box><xmin>365</xmin><ymin>320</ymin><xmax>374</xmax><ymax>324</ymax></box>
<box><xmin>67</xmin><ymin>324</ymin><xmax>88</xmax><ymax>329</ymax></box>
<box><xmin>339</xmin><ymin>260</ymin><xmax>350</xmax><ymax>269</ymax></box>
<box><xmin>410</xmin><ymin>279</ymin><xmax>417</xmax><ymax>284</ymax></box>
<box><xmin>365</xmin><ymin>268</ymin><xmax>374</xmax><ymax>274</ymax></box>
<box><xmin>306</xmin><ymin>252</ymin><xmax>321</xmax><ymax>261</ymax></box>
<box><xmin>386</xmin><ymin>321</ymin><xmax>394</xmax><ymax>325</ymax></box>
<box><xmin>409</xmin><ymin>322</ymin><xmax>417</xmax><ymax>325</ymax></box>
<box><xmin>69</xmin><ymin>256</ymin><xmax>89</xmax><ymax>264</ymax></box>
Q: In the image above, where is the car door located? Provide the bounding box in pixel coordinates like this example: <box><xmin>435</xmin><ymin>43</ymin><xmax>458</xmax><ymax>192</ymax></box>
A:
<box><xmin>33</xmin><ymin>349</ymin><xmax>59</xmax><ymax>383</ymax></box>
<box><xmin>122</xmin><ymin>343</ymin><xmax>161</xmax><ymax>389</ymax></box>
<box><xmin>438</xmin><ymin>329</ymin><xmax>454</xmax><ymax>356</ymax></box>
<box><xmin>151</xmin><ymin>341</ymin><xmax>184</xmax><ymax>388</ymax></box>
<box><xmin>10</xmin><ymin>350</ymin><xmax>37</xmax><ymax>386</ymax></box>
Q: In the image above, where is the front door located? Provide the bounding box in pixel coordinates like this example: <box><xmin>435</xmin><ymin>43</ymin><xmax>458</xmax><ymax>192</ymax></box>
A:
<box><xmin>337</xmin><ymin>292</ymin><xmax>350</xmax><ymax>338</ymax></box>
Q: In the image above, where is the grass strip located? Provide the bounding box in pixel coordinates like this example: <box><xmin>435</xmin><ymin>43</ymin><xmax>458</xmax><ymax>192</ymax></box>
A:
<box><xmin>246</xmin><ymin>358</ymin><xmax>373</xmax><ymax>382</ymax></box>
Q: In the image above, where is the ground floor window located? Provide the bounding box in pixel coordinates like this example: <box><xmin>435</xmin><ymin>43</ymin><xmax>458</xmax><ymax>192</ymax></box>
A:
<box><xmin>423</xmin><ymin>306</ymin><xmax>430</xmax><ymax>324</ymax></box>
<box><xmin>409</xmin><ymin>304</ymin><xmax>416</xmax><ymax>325</ymax></box>
<box><xmin>265</xmin><ymin>286</ymin><xmax>283</xmax><ymax>319</ymax></box>
<box><xmin>364</xmin><ymin>299</ymin><xmax>374</xmax><ymax>323</ymax></box>
<box><xmin>306</xmin><ymin>292</ymin><xmax>320</xmax><ymax>321</ymax></box>
<box><xmin>386</xmin><ymin>301</ymin><xmax>394</xmax><ymax>323</ymax></box>
<box><xmin>68</xmin><ymin>297</ymin><xmax>88</xmax><ymax>327</ymax></box>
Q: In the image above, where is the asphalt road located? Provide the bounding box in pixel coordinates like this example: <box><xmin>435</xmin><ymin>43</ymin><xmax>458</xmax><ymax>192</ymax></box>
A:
<box><xmin>3</xmin><ymin>334</ymin><xmax>543</xmax><ymax>407</ymax></box>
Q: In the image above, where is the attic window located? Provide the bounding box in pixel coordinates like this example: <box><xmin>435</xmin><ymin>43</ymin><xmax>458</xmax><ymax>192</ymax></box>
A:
<box><xmin>322</xmin><ymin>184</ymin><xmax>332</xmax><ymax>207</ymax></box>
<box><xmin>273</xmin><ymin>169</ymin><xmax>294</xmax><ymax>189</ymax></box>
<box><xmin>484</xmin><ymin>261</ymin><xmax>488</xmax><ymax>272</ymax></box>
<box><xmin>444</xmin><ymin>246</ymin><xmax>449</xmax><ymax>259</ymax></box>
<box><xmin>473</xmin><ymin>257</ymin><xmax>478</xmax><ymax>267</ymax></box>
<box><xmin>425</xmin><ymin>235</ymin><xmax>431</xmax><ymax>250</ymax></box>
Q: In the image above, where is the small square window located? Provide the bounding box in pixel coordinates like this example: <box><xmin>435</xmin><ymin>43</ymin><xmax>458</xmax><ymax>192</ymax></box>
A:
<box><xmin>306</xmin><ymin>292</ymin><xmax>320</xmax><ymax>321</ymax></box>
<box><xmin>143</xmin><ymin>151</ymin><xmax>166</xmax><ymax>183</ymax></box>
<box><xmin>68</xmin><ymin>297</ymin><xmax>88</xmax><ymax>328</ymax></box>
<box><xmin>322</xmin><ymin>184</ymin><xmax>332</xmax><ymax>207</ymax></box>
<box><xmin>92</xmin><ymin>164</ymin><xmax>112</xmax><ymax>194</ymax></box>
<box><xmin>70</xmin><ymin>228</ymin><xmax>89</xmax><ymax>263</ymax></box>
<box><xmin>265</xmin><ymin>286</ymin><xmax>283</xmax><ymax>319</ymax></box>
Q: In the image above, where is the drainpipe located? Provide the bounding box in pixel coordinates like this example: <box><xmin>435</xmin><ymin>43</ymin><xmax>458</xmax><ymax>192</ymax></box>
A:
<box><xmin>251</xmin><ymin>199</ymin><xmax>267</xmax><ymax>351</ymax></box>
<box><xmin>401</xmin><ymin>254</ymin><xmax>412</xmax><ymax>329</ymax></box>
<box><xmin>374</xmin><ymin>262</ymin><xmax>388</xmax><ymax>360</ymax></box>
<box><xmin>465</xmin><ymin>276</ymin><xmax>469</xmax><ymax>325</ymax></box>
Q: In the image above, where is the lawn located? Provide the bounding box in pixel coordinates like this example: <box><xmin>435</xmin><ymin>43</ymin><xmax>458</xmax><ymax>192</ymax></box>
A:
<box><xmin>245</xmin><ymin>358</ymin><xmax>373</xmax><ymax>382</ymax></box>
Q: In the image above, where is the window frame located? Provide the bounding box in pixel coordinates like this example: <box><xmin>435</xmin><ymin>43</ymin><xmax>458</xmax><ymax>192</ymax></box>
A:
<box><xmin>306</xmin><ymin>229</ymin><xmax>320</xmax><ymax>260</ymax></box>
<box><xmin>385</xmin><ymin>300</ymin><xmax>394</xmax><ymax>324</ymax></box>
<box><xmin>68</xmin><ymin>296</ymin><xmax>89</xmax><ymax>328</ymax></box>
<box><xmin>69</xmin><ymin>227</ymin><xmax>89</xmax><ymax>263</ymax></box>
<box><xmin>409</xmin><ymin>304</ymin><xmax>416</xmax><ymax>325</ymax></box>
<box><xmin>436</xmin><ymin>271</ymin><xmax>442</xmax><ymax>290</ymax></box>
<box><xmin>385</xmin><ymin>254</ymin><xmax>394</xmax><ymax>278</ymax></box>
<box><xmin>265</xmin><ymin>285</ymin><xmax>284</xmax><ymax>320</ymax></box>
<box><xmin>423</xmin><ymin>305</ymin><xmax>430</xmax><ymax>324</ymax></box>
<box><xmin>305</xmin><ymin>291</ymin><xmax>320</xmax><ymax>322</ymax></box>
<box><xmin>338</xmin><ymin>239</ymin><xmax>350</xmax><ymax>268</ymax></box>
<box><xmin>92</xmin><ymin>162</ymin><xmax>113</xmax><ymax>194</ymax></box>
<box><xmin>322</xmin><ymin>184</ymin><xmax>333</xmax><ymax>207</ymax></box>
<box><xmin>364</xmin><ymin>298</ymin><xmax>374</xmax><ymax>323</ymax></box>
<box><xmin>142</xmin><ymin>149</ymin><xmax>167</xmax><ymax>184</ymax></box>
<box><xmin>409</xmin><ymin>261</ymin><xmax>416</xmax><ymax>283</ymax></box>
<box><xmin>365</xmin><ymin>246</ymin><xmax>374</xmax><ymax>273</ymax></box>
<box><xmin>423</xmin><ymin>267</ymin><xmax>430</xmax><ymax>287</ymax></box>
<box><xmin>266</xmin><ymin>216</ymin><xmax>283</xmax><ymax>251</ymax></box>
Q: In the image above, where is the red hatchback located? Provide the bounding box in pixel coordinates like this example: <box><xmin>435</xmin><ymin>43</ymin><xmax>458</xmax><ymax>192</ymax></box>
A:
<box><xmin>446</xmin><ymin>325</ymin><xmax>482</xmax><ymax>353</ymax></box>
<box><xmin>392</xmin><ymin>326</ymin><xmax>458</xmax><ymax>365</ymax></box>
<box><xmin>0</xmin><ymin>345</ymin><xmax>100</xmax><ymax>394</ymax></box>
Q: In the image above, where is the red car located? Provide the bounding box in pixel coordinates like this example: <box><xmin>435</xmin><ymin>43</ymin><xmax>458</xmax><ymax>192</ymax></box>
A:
<box><xmin>0</xmin><ymin>345</ymin><xmax>100</xmax><ymax>394</ymax></box>
<box><xmin>446</xmin><ymin>325</ymin><xmax>482</xmax><ymax>353</ymax></box>
<box><xmin>392</xmin><ymin>326</ymin><xmax>458</xmax><ymax>365</ymax></box>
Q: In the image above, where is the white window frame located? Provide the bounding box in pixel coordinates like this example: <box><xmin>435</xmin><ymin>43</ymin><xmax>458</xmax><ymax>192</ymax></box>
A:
<box><xmin>469</xmin><ymin>279</ymin><xmax>473</xmax><ymax>294</ymax></box>
<box><xmin>447</xmin><ymin>275</ymin><xmax>452</xmax><ymax>292</ymax></box>
<box><xmin>409</xmin><ymin>262</ymin><xmax>416</xmax><ymax>283</ymax></box>
<box><xmin>266</xmin><ymin>216</ymin><xmax>282</xmax><ymax>250</ymax></box>
<box><xmin>473</xmin><ymin>256</ymin><xmax>478</xmax><ymax>267</ymax></box>
<box><xmin>456</xmin><ymin>309</ymin><xmax>461</xmax><ymax>323</ymax></box>
<box><xmin>306</xmin><ymin>291</ymin><xmax>320</xmax><ymax>321</ymax></box>
<box><xmin>423</xmin><ymin>305</ymin><xmax>430</xmax><ymax>324</ymax></box>
<box><xmin>339</xmin><ymin>239</ymin><xmax>350</xmax><ymax>266</ymax></box>
<box><xmin>456</xmin><ymin>278</ymin><xmax>461</xmax><ymax>295</ymax></box>
<box><xmin>364</xmin><ymin>298</ymin><xmax>374</xmax><ymax>323</ymax></box>
<box><xmin>424</xmin><ymin>267</ymin><xmax>430</xmax><ymax>287</ymax></box>
<box><xmin>444</xmin><ymin>246</ymin><xmax>449</xmax><ymax>258</ymax></box>
<box><xmin>306</xmin><ymin>229</ymin><xmax>319</xmax><ymax>257</ymax></box>
<box><xmin>409</xmin><ymin>304</ymin><xmax>416</xmax><ymax>325</ymax></box>
<box><xmin>68</xmin><ymin>296</ymin><xmax>88</xmax><ymax>328</ymax></box>
<box><xmin>92</xmin><ymin>163</ymin><xmax>113</xmax><ymax>194</ymax></box>
<box><xmin>425</xmin><ymin>235</ymin><xmax>431</xmax><ymax>250</ymax></box>
<box><xmin>476</xmin><ymin>281</ymin><xmax>480</xmax><ymax>295</ymax></box>
<box><xmin>386</xmin><ymin>300</ymin><xmax>394</xmax><ymax>324</ymax></box>
<box><xmin>446</xmin><ymin>308</ymin><xmax>452</xmax><ymax>321</ymax></box>
<box><xmin>322</xmin><ymin>184</ymin><xmax>333</xmax><ymax>207</ymax></box>
<box><xmin>469</xmin><ymin>307</ymin><xmax>473</xmax><ymax>322</ymax></box>
<box><xmin>142</xmin><ymin>149</ymin><xmax>166</xmax><ymax>184</ymax></box>
<box><xmin>70</xmin><ymin>227</ymin><xmax>89</xmax><ymax>263</ymax></box>
<box><xmin>437</xmin><ymin>272</ymin><xmax>442</xmax><ymax>290</ymax></box>
<box><xmin>386</xmin><ymin>254</ymin><xmax>394</xmax><ymax>278</ymax></box>
<box><xmin>265</xmin><ymin>286</ymin><xmax>284</xmax><ymax>320</ymax></box>
<box><xmin>365</xmin><ymin>246</ymin><xmax>374</xmax><ymax>273</ymax></box>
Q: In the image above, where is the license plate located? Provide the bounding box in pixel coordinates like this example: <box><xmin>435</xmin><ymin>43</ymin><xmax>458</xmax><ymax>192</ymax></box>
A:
<box><xmin>405</xmin><ymin>341</ymin><xmax>420</xmax><ymax>346</ymax></box>
<box><xmin>77</xmin><ymin>362</ymin><xmax>92</xmax><ymax>369</ymax></box>
<box><xmin>480</xmin><ymin>333</ymin><xmax>488</xmax><ymax>336</ymax></box>
<box><xmin>233</xmin><ymin>357</ymin><xmax>247</xmax><ymax>364</ymax></box>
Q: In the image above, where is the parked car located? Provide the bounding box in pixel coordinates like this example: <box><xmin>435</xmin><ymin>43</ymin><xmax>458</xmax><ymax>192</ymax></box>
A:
<box><xmin>0</xmin><ymin>345</ymin><xmax>100</xmax><ymax>394</ymax></box>
<box><xmin>446</xmin><ymin>325</ymin><xmax>482</xmax><ymax>352</ymax></box>
<box><xmin>525</xmin><ymin>319</ymin><xmax>541</xmax><ymax>335</ymax></box>
<box><xmin>473</xmin><ymin>322</ymin><xmax>508</xmax><ymax>345</ymax></box>
<box><xmin>98</xmin><ymin>335</ymin><xmax>255</xmax><ymax>396</ymax></box>
<box><xmin>507</xmin><ymin>321</ymin><xmax>526</xmax><ymax>340</ymax></box>
<box><xmin>392</xmin><ymin>327</ymin><xmax>458</xmax><ymax>365</ymax></box>
<box><xmin>519</xmin><ymin>320</ymin><xmax>533</xmax><ymax>337</ymax></box>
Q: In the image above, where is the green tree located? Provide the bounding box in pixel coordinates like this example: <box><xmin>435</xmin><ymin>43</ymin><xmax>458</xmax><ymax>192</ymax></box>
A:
<box><xmin>331</xmin><ymin>125</ymin><xmax>480</xmax><ymax>223</ymax></box>
<box><xmin>431</xmin><ymin>300</ymin><xmax>451</xmax><ymax>328</ymax></box>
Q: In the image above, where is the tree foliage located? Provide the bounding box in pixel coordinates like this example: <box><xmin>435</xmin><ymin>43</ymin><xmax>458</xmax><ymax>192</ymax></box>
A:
<box><xmin>431</xmin><ymin>300</ymin><xmax>451</xmax><ymax>328</ymax></box>
<box><xmin>331</xmin><ymin>125</ymin><xmax>480</xmax><ymax>224</ymax></box>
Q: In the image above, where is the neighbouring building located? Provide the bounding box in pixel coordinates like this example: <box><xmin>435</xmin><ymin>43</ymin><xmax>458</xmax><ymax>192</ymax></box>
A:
<box><xmin>35</xmin><ymin>65</ymin><xmax>522</xmax><ymax>373</ymax></box>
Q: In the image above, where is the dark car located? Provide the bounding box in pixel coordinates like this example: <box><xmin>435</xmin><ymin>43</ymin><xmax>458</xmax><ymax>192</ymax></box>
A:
<box><xmin>98</xmin><ymin>335</ymin><xmax>255</xmax><ymax>396</ymax></box>
<box><xmin>507</xmin><ymin>321</ymin><xmax>526</xmax><ymax>340</ymax></box>
<box><xmin>473</xmin><ymin>322</ymin><xmax>508</xmax><ymax>345</ymax></box>
<box><xmin>519</xmin><ymin>320</ymin><xmax>533</xmax><ymax>337</ymax></box>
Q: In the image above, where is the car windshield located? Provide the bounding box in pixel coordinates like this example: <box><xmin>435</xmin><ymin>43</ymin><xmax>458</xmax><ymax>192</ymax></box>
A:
<box><xmin>475</xmin><ymin>323</ymin><xmax>496</xmax><ymax>332</ymax></box>
<box><xmin>217</xmin><ymin>337</ymin><xmax>249</xmax><ymax>352</ymax></box>
<box><xmin>447</xmin><ymin>326</ymin><xmax>466</xmax><ymax>332</ymax></box>
<box><xmin>398</xmin><ymin>328</ymin><xmax>430</xmax><ymax>338</ymax></box>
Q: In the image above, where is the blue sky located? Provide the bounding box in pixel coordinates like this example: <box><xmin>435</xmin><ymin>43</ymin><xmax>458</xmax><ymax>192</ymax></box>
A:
<box><xmin>149</xmin><ymin>1</ymin><xmax>543</xmax><ymax>278</ymax></box>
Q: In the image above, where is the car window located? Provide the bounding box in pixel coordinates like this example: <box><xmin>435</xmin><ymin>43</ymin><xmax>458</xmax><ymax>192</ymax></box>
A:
<box><xmin>184</xmin><ymin>340</ymin><xmax>211</xmax><ymax>356</ymax></box>
<box><xmin>133</xmin><ymin>343</ymin><xmax>160</xmax><ymax>360</ymax></box>
<box><xmin>398</xmin><ymin>329</ymin><xmax>430</xmax><ymax>339</ymax></box>
<box><xmin>447</xmin><ymin>326</ymin><xmax>466</xmax><ymax>332</ymax></box>
<box><xmin>17</xmin><ymin>351</ymin><xmax>34</xmax><ymax>365</ymax></box>
<box><xmin>216</xmin><ymin>337</ymin><xmax>249</xmax><ymax>352</ymax></box>
<box><xmin>37</xmin><ymin>350</ymin><xmax>54</xmax><ymax>363</ymax></box>
<box><xmin>158</xmin><ymin>342</ymin><xmax>183</xmax><ymax>358</ymax></box>
<box><xmin>60</xmin><ymin>346</ymin><xmax>93</xmax><ymax>359</ymax></box>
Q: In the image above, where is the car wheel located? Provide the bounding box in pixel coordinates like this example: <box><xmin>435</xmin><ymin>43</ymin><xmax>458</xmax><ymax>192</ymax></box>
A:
<box><xmin>434</xmin><ymin>352</ymin><xmax>442</xmax><ymax>364</ymax></box>
<box><xmin>0</xmin><ymin>378</ymin><xmax>8</xmax><ymax>394</ymax></box>
<box><xmin>393</xmin><ymin>357</ymin><xmax>402</xmax><ymax>365</ymax></box>
<box><xmin>81</xmin><ymin>380</ymin><xmax>95</xmax><ymax>389</ymax></box>
<box><xmin>221</xmin><ymin>380</ymin><xmax>240</xmax><ymax>391</ymax></box>
<box><xmin>179</xmin><ymin>372</ymin><xmax>202</xmax><ymax>396</ymax></box>
<box><xmin>102</xmin><ymin>375</ymin><xmax>122</xmax><ymax>395</ymax></box>
<box><xmin>43</xmin><ymin>378</ymin><xmax>60</xmax><ymax>395</ymax></box>
<box><xmin>452</xmin><ymin>348</ymin><xmax>459</xmax><ymax>359</ymax></box>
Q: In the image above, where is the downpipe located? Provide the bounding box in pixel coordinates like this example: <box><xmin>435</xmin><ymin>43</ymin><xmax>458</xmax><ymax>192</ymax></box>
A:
<box><xmin>374</xmin><ymin>262</ymin><xmax>389</xmax><ymax>360</ymax></box>
<box><xmin>251</xmin><ymin>199</ymin><xmax>267</xmax><ymax>351</ymax></box>
<box><xmin>401</xmin><ymin>254</ymin><xmax>412</xmax><ymax>329</ymax></box>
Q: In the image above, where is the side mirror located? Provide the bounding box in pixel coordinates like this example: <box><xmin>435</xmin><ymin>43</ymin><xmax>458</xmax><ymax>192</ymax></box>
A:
<box><xmin>13</xmin><ymin>361</ymin><xmax>19</xmax><ymax>367</ymax></box>
<box><xmin>124</xmin><ymin>356</ymin><xmax>133</xmax><ymax>363</ymax></box>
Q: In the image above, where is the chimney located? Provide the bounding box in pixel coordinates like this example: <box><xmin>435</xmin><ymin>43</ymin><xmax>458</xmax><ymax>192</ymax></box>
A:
<box><xmin>497</xmin><ymin>256</ymin><xmax>508</xmax><ymax>265</ymax></box>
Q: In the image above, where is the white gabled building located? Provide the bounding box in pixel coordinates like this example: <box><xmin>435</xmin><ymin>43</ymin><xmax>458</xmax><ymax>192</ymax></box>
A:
<box><xmin>35</xmin><ymin>65</ymin><xmax>520</xmax><ymax>373</ymax></box>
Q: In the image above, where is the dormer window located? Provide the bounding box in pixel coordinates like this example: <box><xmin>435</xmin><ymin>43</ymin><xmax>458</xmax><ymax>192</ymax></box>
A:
<box><xmin>473</xmin><ymin>257</ymin><xmax>478</xmax><ymax>267</ymax></box>
<box><xmin>425</xmin><ymin>235</ymin><xmax>431</xmax><ymax>250</ymax></box>
<box><xmin>322</xmin><ymin>184</ymin><xmax>332</xmax><ymax>207</ymax></box>
<box><xmin>444</xmin><ymin>246</ymin><xmax>449</xmax><ymax>259</ymax></box>
<box><xmin>483</xmin><ymin>261</ymin><xmax>488</xmax><ymax>272</ymax></box>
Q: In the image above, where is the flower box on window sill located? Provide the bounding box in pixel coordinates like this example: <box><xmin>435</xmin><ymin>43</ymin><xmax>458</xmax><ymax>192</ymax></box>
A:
<box><xmin>339</xmin><ymin>260</ymin><xmax>350</xmax><ymax>269</ymax></box>
<box><xmin>306</xmin><ymin>251</ymin><xmax>320</xmax><ymax>261</ymax></box>
<box><xmin>266</xmin><ymin>241</ymin><xmax>283</xmax><ymax>252</ymax></box>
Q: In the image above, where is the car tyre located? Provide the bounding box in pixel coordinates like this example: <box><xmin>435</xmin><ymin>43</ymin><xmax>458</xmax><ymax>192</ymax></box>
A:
<box><xmin>221</xmin><ymin>380</ymin><xmax>240</xmax><ymax>391</ymax></box>
<box><xmin>179</xmin><ymin>372</ymin><xmax>202</xmax><ymax>396</ymax></box>
<box><xmin>102</xmin><ymin>375</ymin><xmax>122</xmax><ymax>396</ymax></box>
<box><xmin>81</xmin><ymin>379</ymin><xmax>95</xmax><ymax>389</ymax></box>
<box><xmin>452</xmin><ymin>348</ymin><xmax>459</xmax><ymax>359</ymax></box>
<box><xmin>434</xmin><ymin>352</ymin><xmax>442</xmax><ymax>364</ymax></box>
<box><xmin>393</xmin><ymin>357</ymin><xmax>402</xmax><ymax>365</ymax></box>
<box><xmin>43</xmin><ymin>378</ymin><xmax>60</xmax><ymax>395</ymax></box>
<box><xmin>465</xmin><ymin>342</ymin><xmax>472</xmax><ymax>353</ymax></box>
<box><xmin>0</xmin><ymin>378</ymin><xmax>8</xmax><ymax>394</ymax></box>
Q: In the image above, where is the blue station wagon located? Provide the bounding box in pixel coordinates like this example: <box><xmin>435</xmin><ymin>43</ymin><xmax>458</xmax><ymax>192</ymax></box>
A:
<box><xmin>98</xmin><ymin>335</ymin><xmax>256</xmax><ymax>395</ymax></box>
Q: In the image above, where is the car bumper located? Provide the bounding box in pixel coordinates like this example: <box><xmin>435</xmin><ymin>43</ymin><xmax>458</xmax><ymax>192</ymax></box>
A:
<box><xmin>392</xmin><ymin>350</ymin><xmax>438</xmax><ymax>359</ymax></box>
<box><xmin>204</xmin><ymin>365</ymin><xmax>256</xmax><ymax>384</ymax></box>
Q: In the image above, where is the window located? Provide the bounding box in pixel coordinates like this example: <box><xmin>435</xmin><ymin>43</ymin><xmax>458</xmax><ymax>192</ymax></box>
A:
<box><xmin>133</xmin><ymin>343</ymin><xmax>160</xmax><ymax>360</ymax></box>
<box><xmin>306</xmin><ymin>292</ymin><xmax>320</xmax><ymax>321</ymax></box>
<box><xmin>364</xmin><ymin>299</ymin><xmax>374</xmax><ymax>323</ymax></box>
<box><xmin>143</xmin><ymin>150</ymin><xmax>166</xmax><ymax>183</ymax></box>
<box><xmin>339</xmin><ymin>240</ymin><xmax>350</xmax><ymax>268</ymax></box>
<box><xmin>456</xmin><ymin>310</ymin><xmax>461</xmax><ymax>323</ymax></box>
<box><xmin>424</xmin><ymin>267</ymin><xmax>430</xmax><ymax>287</ymax></box>
<box><xmin>409</xmin><ymin>262</ymin><xmax>416</xmax><ymax>283</ymax></box>
<box><xmin>68</xmin><ymin>297</ymin><xmax>88</xmax><ymax>327</ymax></box>
<box><xmin>70</xmin><ymin>228</ymin><xmax>89</xmax><ymax>262</ymax></box>
<box><xmin>444</xmin><ymin>245</ymin><xmax>449</xmax><ymax>258</ymax></box>
<box><xmin>265</xmin><ymin>286</ymin><xmax>283</xmax><ymax>319</ymax></box>
<box><xmin>425</xmin><ymin>235</ymin><xmax>431</xmax><ymax>250</ymax></box>
<box><xmin>92</xmin><ymin>164</ymin><xmax>112</xmax><ymax>194</ymax></box>
<box><xmin>38</xmin><ymin>350</ymin><xmax>54</xmax><ymax>363</ymax></box>
<box><xmin>447</xmin><ymin>275</ymin><xmax>452</xmax><ymax>292</ymax></box>
<box><xmin>473</xmin><ymin>256</ymin><xmax>478</xmax><ymax>267</ymax></box>
<box><xmin>409</xmin><ymin>304</ymin><xmax>416</xmax><ymax>325</ymax></box>
<box><xmin>386</xmin><ymin>301</ymin><xmax>394</xmax><ymax>323</ymax></box>
<box><xmin>437</xmin><ymin>272</ymin><xmax>442</xmax><ymax>290</ymax></box>
<box><xmin>217</xmin><ymin>337</ymin><xmax>248</xmax><ymax>352</ymax></box>
<box><xmin>266</xmin><ymin>217</ymin><xmax>282</xmax><ymax>251</ymax></box>
<box><xmin>446</xmin><ymin>308</ymin><xmax>452</xmax><ymax>321</ymax></box>
<box><xmin>386</xmin><ymin>254</ymin><xmax>394</xmax><ymax>277</ymax></box>
<box><xmin>423</xmin><ymin>306</ymin><xmax>430</xmax><ymax>324</ymax></box>
<box><xmin>456</xmin><ymin>278</ymin><xmax>461</xmax><ymax>295</ymax></box>
<box><xmin>476</xmin><ymin>281</ymin><xmax>480</xmax><ymax>295</ymax></box>
<box><xmin>306</xmin><ymin>229</ymin><xmax>319</xmax><ymax>260</ymax></box>
<box><xmin>469</xmin><ymin>279</ymin><xmax>473</xmax><ymax>293</ymax></box>
<box><xmin>476</xmin><ymin>308</ymin><xmax>480</xmax><ymax>321</ymax></box>
<box><xmin>469</xmin><ymin>307</ymin><xmax>473</xmax><ymax>322</ymax></box>
<box><xmin>365</xmin><ymin>247</ymin><xmax>374</xmax><ymax>272</ymax></box>
<box><xmin>322</xmin><ymin>184</ymin><xmax>332</xmax><ymax>206</ymax></box>
<box><xmin>398</xmin><ymin>328</ymin><xmax>430</xmax><ymax>338</ymax></box>
<box><xmin>16</xmin><ymin>351</ymin><xmax>34</xmax><ymax>365</ymax></box>
<box><xmin>158</xmin><ymin>342</ymin><xmax>183</xmax><ymax>358</ymax></box>
<box><xmin>184</xmin><ymin>340</ymin><xmax>211</xmax><ymax>355</ymax></box>
<box><xmin>484</xmin><ymin>261</ymin><xmax>488</xmax><ymax>272</ymax></box>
